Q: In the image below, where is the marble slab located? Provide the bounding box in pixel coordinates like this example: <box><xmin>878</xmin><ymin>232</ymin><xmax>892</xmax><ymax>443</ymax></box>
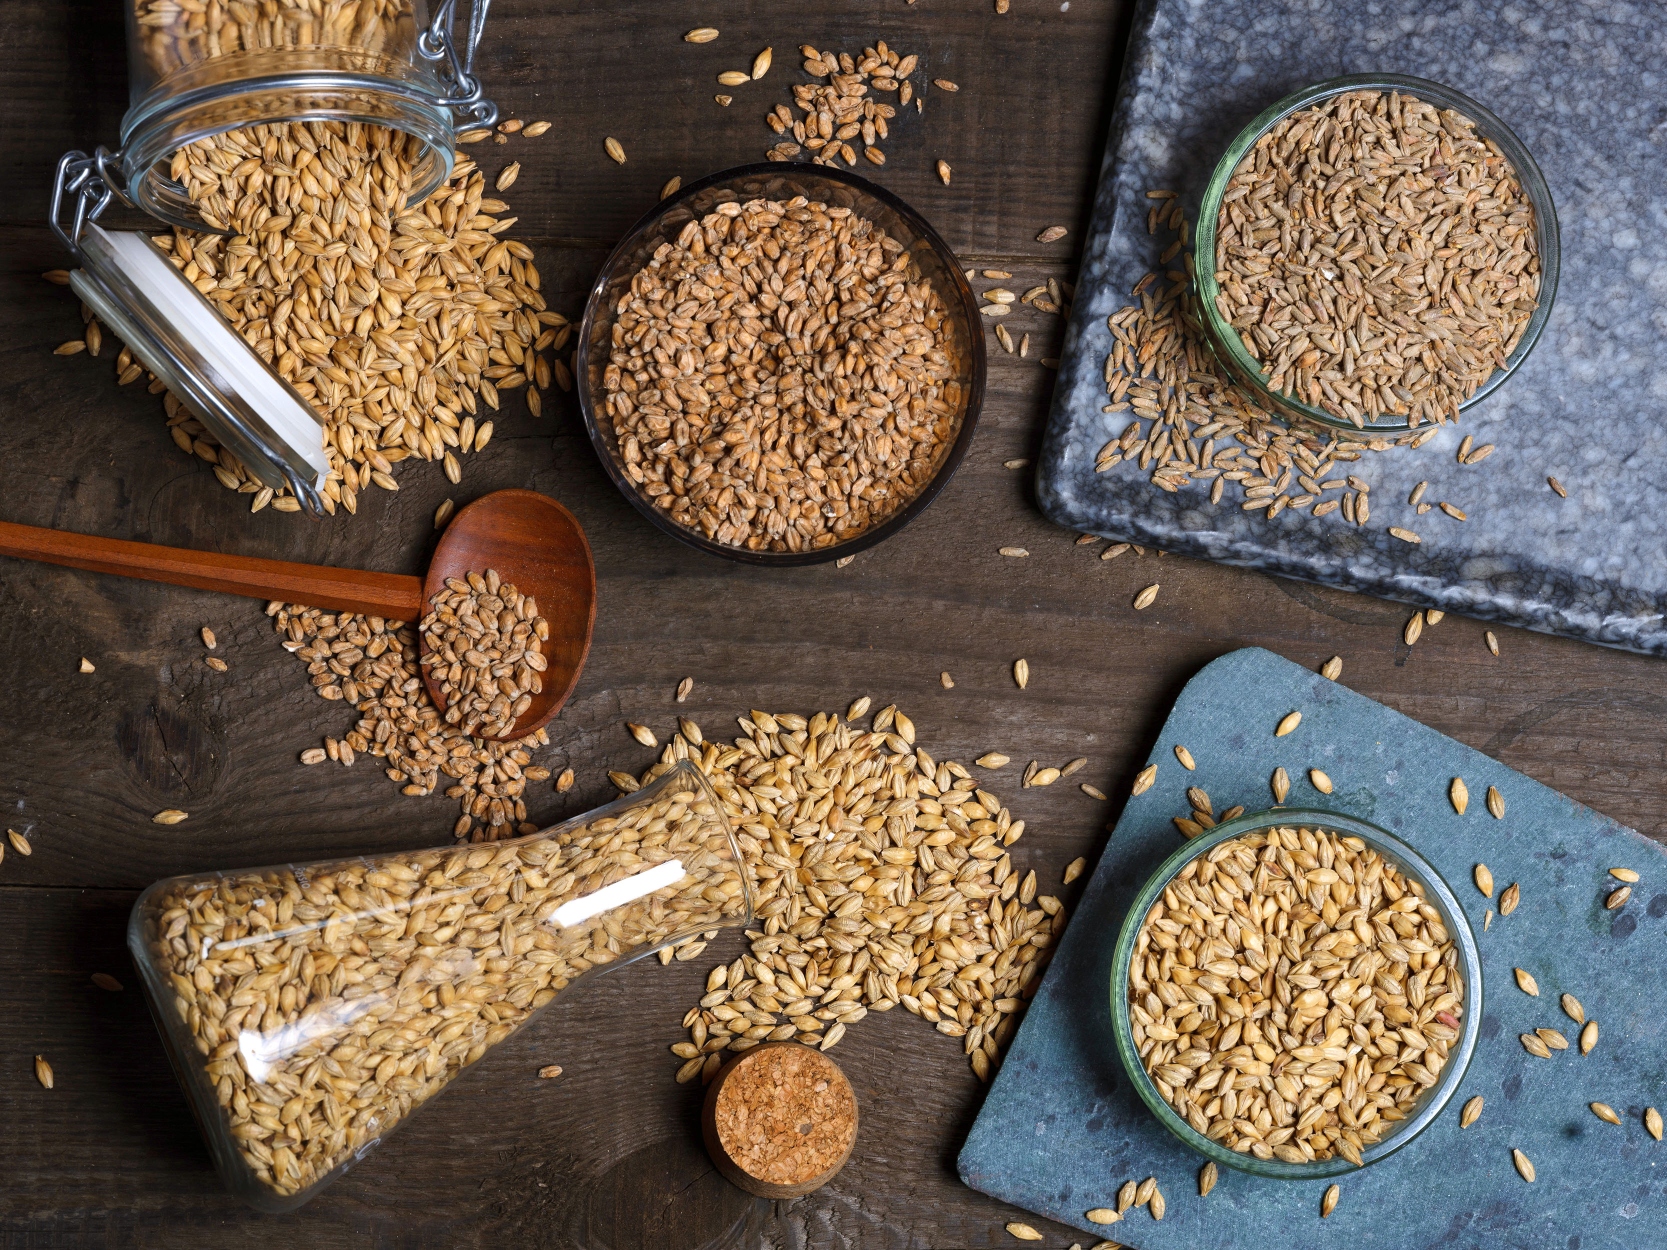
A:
<box><xmin>957</xmin><ymin>647</ymin><xmax>1667</xmax><ymax>1250</ymax></box>
<box><xmin>1035</xmin><ymin>0</ymin><xmax>1667</xmax><ymax>654</ymax></box>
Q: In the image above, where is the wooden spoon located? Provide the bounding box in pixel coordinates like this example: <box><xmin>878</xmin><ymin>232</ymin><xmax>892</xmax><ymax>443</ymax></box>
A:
<box><xmin>0</xmin><ymin>488</ymin><xmax>595</xmax><ymax>742</ymax></box>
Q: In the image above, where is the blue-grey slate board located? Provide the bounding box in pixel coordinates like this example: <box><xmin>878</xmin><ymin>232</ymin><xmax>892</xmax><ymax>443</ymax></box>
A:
<box><xmin>958</xmin><ymin>648</ymin><xmax>1667</xmax><ymax>1250</ymax></box>
<box><xmin>1034</xmin><ymin>0</ymin><xmax>1667</xmax><ymax>655</ymax></box>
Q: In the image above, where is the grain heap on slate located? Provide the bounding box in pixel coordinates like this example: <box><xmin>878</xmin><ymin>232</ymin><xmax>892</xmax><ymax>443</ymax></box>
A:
<box><xmin>272</xmin><ymin>602</ymin><xmax>551</xmax><ymax>841</ymax></box>
<box><xmin>137</xmin><ymin>769</ymin><xmax>744</xmax><ymax>1199</ymax></box>
<box><xmin>418</xmin><ymin>569</ymin><xmax>550</xmax><ymax>740</ymax></box>
<box><xmin>1215</xmin><ymin>90</ymin><xmax>1540</xmax><ymax>428</ymax></box>
<box><xmin>630</xmin><ymin>704</ymin><xmax>1065</xmax><ymax>1083</ymax></box>
<box><xmin>1128</xmin><ymin>825</ymin><xmax>1463</xmax><ymax>1165</ymax></box>
<box><xmin>765</xmin><ymin>40</ymin><xmax>920</xmax><ymax>167</ymax></box>
<box><xmin>600</xmin><ymin>198</ymin><xmax>962</xmax><ymax>553</ymax></box>
<box><xmin>1097</xmin><ymin>198</ymin><xmax>1440</xmax><ymax>527</ymax></box>
<box><xmin>65</xmin><ymin>118</ymin><xmax>569</xmax><ymax>514</ymax></box>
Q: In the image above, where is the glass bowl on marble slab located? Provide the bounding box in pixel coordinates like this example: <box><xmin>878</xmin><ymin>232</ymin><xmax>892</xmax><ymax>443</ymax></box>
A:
<box><xmin>576</xmin><ymin>162</ymin><xmax>985</xmax><ymax>566</ymax></box>
<box><xmin>1109</xmin><ymin>807</ymin><xmax>1483</xmax><ymax>1180</ymax></box>
<box><xmin>1192</xmin><ymin>73</ymin><xmax>1560</xmax><ymax>438</ymax></box>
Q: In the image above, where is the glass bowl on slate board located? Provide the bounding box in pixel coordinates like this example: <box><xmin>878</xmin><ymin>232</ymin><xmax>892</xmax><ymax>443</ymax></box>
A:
<box><xmin>1109</xmin><ymin>807</ymin><xmax>1483</xmax><ymax>1180</ymax></box>
<box><xmin>576</xmin><ymin>163</ymin><xmax>985</xmax><ymax>566</ymax></box>
<box><xmin>1192</xmin><ymin>72</ymin><xmax>1560</xmax><ymax>438</ymax></box>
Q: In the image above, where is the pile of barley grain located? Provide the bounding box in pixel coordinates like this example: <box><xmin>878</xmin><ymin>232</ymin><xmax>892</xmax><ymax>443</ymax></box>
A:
<box><xmin>419</xmin><ymin>569</ymin><xmax>550</xmax><ymax>740</ymax></box>
<box><xmin>66</xmin><ymin>119</ymin><xmax>570</xmax><ymax>515</ymax></box>
<box><xmin>764</xmin><ymin>40</ymin><xmax>919</xmax><ymax>167</ymax></box>
<box><xmin>1215</xmin><ymin>90</ymin><xmax>1539</xmax><ymax>429</ymax></box>
<box><xmin>601</xmin><ymin>197</ymin><xmax>962</xmax><ymax>553</ymax></box>
<box><xmin>140</xmin><ymin>762</ymin><xmax>743</xmax><ymax>1198</ymax></box>
<box><xmin>273</xmin><ymin>601</ymin><xmax>551</xmax><ymax>841</ymax></box>
<box><xmin>1130</xmin><ymin>825</ymin><xmax>1463</xmax><ymax>1165</ymax></box>
<box><xmin>622</xmin><ymin>700</ymin><xmax>1064</xmax><ymax>1083</ymax></box>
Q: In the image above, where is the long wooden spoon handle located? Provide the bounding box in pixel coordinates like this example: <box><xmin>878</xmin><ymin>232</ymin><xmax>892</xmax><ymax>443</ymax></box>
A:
<box><xmin>0</xmin><ymin>519</ymin><xmax>425</xmax><ymax>619</ymax></box>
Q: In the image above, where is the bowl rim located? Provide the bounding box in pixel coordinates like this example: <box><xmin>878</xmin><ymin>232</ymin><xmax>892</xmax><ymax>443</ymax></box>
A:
<box><xmin>1192</xmin><ymin>72</ymin><xmax>1561</xmax><ymax>437</ymax></box>
<box><xmin>575</xmin><ymin>161</ymin><xmax>987</xmax><ymax>567</ymax></box>
<box><xmin>1108</xmin><ymin>805</ymin><xmax>1484</xmax><ymax>1179</ymax></box>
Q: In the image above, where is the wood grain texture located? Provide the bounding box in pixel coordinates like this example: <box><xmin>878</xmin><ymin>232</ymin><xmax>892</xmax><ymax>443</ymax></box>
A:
<box><xmin>4</xmin><ymin>0</ymin><xmax>1666</xmax><ymax>1247</ymax></box>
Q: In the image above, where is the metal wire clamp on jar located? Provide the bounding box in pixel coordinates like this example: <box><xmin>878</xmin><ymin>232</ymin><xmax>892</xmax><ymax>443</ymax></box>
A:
<box><xmin>49</xmin><ymin>0</ymin><xmax>501</xmax><ymax>516</ymax></box>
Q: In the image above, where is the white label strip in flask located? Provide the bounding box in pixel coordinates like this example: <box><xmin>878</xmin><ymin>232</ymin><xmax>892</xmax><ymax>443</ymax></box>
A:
<box><xmin>549</xmin><ymin>859</ymin><xmax>687</xmax><ymax>928</ymax></box>
<box><xmin>96</xmin><ymin>225</ymin><xmax>330</xmax><ymax>484</ymax></box>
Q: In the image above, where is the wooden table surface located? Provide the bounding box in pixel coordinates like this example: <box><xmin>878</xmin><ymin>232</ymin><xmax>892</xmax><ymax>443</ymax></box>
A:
<box><xmin>5</xmin><ymin>2</ymin><xmax>1664</xmax><ymax>1247</ymax></box>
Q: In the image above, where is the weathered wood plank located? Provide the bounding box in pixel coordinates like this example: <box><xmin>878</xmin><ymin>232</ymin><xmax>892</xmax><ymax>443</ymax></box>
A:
<box><xmin>5</xmin><ymin>0</ymin><xmax>1667</xmax><ymax>1246</ymax></box>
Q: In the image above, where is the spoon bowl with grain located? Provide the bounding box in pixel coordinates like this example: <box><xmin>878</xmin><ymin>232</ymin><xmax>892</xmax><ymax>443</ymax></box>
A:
<box><xmin>0</xmin><ymin>488</ymin><xmax>595</xmax><ymax>741</ymax></box>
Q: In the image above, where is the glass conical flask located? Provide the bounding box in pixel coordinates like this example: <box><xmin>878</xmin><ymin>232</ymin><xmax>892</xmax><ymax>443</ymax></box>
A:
<box><xmin>129</xmin><ymin>759</ymin><xmax>750</xmax><ymax>1210</ymax></box>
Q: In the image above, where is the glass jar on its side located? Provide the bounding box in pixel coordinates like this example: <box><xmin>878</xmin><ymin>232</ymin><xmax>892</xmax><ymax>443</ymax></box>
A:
<box><xmin>48</xmin><ymin>1</ymin><xmax>499</xmax><ymax>509</ymax></box>
<box><xmin>128</xmin><ymin>760</ymin><xmax>751</xmax><ymax>1211</ymax></box>
<box><xmin>120</xmin><ymin>0</ymin><xmax>496</xmax><ymax>232</ymax></box>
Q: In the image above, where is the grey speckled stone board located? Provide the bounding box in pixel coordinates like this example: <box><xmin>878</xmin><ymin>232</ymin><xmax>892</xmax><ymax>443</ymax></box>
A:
<box><xmin>1035</xmin><ymin>0</ymin><xmax>1667</xmax><ymax>655</ymax></box>
<box><xmin>958</xmin><ymin>648</ymin><xmax>1667</xmax><ymax>1250</ymax></box>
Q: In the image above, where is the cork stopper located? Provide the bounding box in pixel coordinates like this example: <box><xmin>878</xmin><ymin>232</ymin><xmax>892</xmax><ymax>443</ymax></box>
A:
<box><xmin>700</xmin><ymin>1042</ymin><xmax>858</xmax><ymax>1198</ymax></box>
